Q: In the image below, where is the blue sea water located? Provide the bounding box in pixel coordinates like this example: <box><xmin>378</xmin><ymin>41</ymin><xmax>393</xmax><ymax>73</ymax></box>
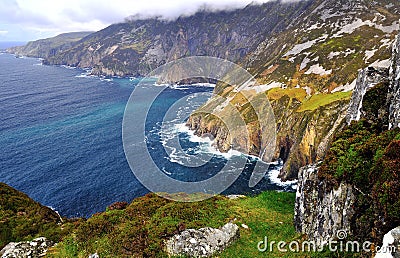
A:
<box><xmin>0</xmin><ymin>53</ymin><xmax>295</xmax><ymax>218</ymax></box>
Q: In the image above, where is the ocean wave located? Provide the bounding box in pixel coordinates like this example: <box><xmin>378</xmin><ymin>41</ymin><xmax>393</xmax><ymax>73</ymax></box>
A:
<box><xmin>61</xmin><ymin>65</ymin><xmax>76</xmax><ymax>70</ymax></box>
<box><xmin>267</xmin><ymin>163</ymin><xmax>297</xmax><ymax>188</ymax></box>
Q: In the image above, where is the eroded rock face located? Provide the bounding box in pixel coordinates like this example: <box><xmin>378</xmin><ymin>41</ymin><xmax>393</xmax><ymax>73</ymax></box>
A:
<box><xmin>375</xmin><ymin>226</ymin><xmax>400</xmax><ymax>258</ymax></box>
<box><xmin>165</xmin><ymin>223</ymin><xmax>239</xmax><ymax>257</ymax></box>
<box><xmin>346</xmin><ymin>67</ymin><xmax>389</xmax><ymax>124</ymax></box>
<box><xmin>389</xmin><ymin>33</ymin><xmax>400</xmax><ymax>129</ymax></box>
<box><xmin>294</xmin><ymin>164</ymin><xmax>355</xmax><ymax>244</ymax></box>
<box><xmin>0</xmin><ymin>237</ymin><xmax>53</xmax><ymax>258</ymax></box>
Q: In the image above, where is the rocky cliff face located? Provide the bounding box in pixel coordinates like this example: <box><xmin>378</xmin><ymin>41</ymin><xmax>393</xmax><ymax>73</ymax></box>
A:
<box><xmin>294</xmin><ymin>29</ymin><xmax>400</xmax><ymax>248</ymax></box>
<box><xmin>389</xmin><ymin>35</ymin><xmax>400</xmax><ymax>129</ymax></box>
<box><xmin>294</xmin><ymin>163</ymin><xmax>355</xmax><ymax>243</ymax></box>
<box><xmin>43</xmin><ymin>1</ymin><xmax>315</xmax><ymax>76</ymax></box>
<box><xmin>186</xmin><ymin>0</ymin><xmax>400</xmax><ymax>180</ymax></box>
<box><xmin>346</xmin><ymin>67</ymin><xmax>389</xmax><ymax>124</ymax></box>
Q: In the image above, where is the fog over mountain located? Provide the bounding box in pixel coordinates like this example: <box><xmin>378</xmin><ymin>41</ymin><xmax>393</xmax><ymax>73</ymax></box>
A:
<box><xmin>0</xmin><ymin>0</ymin><xmax>298</xmax><ymax>41</ymax></box>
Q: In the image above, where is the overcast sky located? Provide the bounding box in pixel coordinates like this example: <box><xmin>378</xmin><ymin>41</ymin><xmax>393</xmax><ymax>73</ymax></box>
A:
<box><xmin>0</xmin><ymin>0</ymin><xmax>280</xmax><ymax>42</ymax></box>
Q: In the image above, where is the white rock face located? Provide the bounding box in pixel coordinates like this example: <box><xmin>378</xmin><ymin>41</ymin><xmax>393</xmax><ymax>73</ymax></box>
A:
<box><xmin>346</xmin><ymin>67</ymin><xmax>388</xmax><ymax>123</ymax></box>
<box><xmin>165</xmin><ymin>222</ymin><xmax>239</xmax><ymax>257</ymax></box>
<box><xmin>304</xmin><ymin>64</ymin><xmax>332</xmax><ymax>76</ymax></box>
<box><xmin>389</xmin><ymin>32</ymin><xmax>400</xmax><ymax>129</ymax></box>
<box><xmin>0</xmin><ymin>237</ymin><xmax>53</xmax><ymax>258</ymax></box>
<box><xmin>294</xmin><ymin>164</ymin><xmax>355</xmax><ymax>245</ymax></box>
<box><xmin>374</xmin><ymin>226</ymin><xmax>400</xmax><ymax>258</ymax></box>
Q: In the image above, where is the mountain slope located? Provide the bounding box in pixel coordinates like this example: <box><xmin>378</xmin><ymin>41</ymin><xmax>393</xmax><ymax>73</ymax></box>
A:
<box><xmin>43</xmin><ymin>1</ymin><xmax>315</xmax><ymax>76</ymax></box>
<box><xmin>188</xmin><ymin>0</ymin><xmax>400</xmax><ymax>179</ymax></box>
<box><xmin>7</xmin><ymin>32</ymin><xmax>94</xmax><ymax>59</ymax></box>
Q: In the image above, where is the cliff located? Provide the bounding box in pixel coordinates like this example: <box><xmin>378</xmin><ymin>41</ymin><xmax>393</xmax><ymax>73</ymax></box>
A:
<box><xmin>42</xmin><ymin>1</ymin><xmax>315</xmax><ymax>76</ymax></box>
<box><xmin>294</xmin><ymin>31</ymin><xmax>400</xmax><ymax>250</ymax></box>
<box><xmin>187</xmin><ymin>0</ymin><xmax>400</xmax><ymax>180</ymax></box>
<box><xmin>7</xmin><ymin>32</ymin><xmax>93</xmax><ymax>59</ymax></box>
<box><xmin>294</xmin><ymin>163</ymin><xmax>355</xmax><ymax>243</ymax></box>
<box><xmin>389</xmin><ymin>34</ymin><xmax>400</xmax><ymax>129</ymax></box>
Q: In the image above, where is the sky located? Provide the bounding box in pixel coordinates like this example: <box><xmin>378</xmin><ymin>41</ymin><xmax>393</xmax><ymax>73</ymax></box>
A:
<box><xmin>0</xmin><ymin>0</ymin><xmax>280</xmax><ymax>42</ymax></box>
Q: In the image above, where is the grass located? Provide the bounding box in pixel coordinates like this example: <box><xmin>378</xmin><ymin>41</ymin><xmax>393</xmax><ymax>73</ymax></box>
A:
<box><xmin>220</xmin><ymin>191</ymin><xmax>303</xmax><ymax>258</ymax></box>
<box><xmin>297</xmin><ymin>91</ymin><xmax>352</xmax><ymax>112</ymax></box>
<box><xmin>0</xmin><ymin>183</ymin><xmax>64</xmax><ymax>249</ymax></box>
<box><xmin>267</xmin><ymin>88</ymin><xmax>307</xmax><ymax>101</ymax></box>
<box><xmin>46</xmin><ymin>191</ymin><xmax>303</xmax><ymax>258</ymax></box>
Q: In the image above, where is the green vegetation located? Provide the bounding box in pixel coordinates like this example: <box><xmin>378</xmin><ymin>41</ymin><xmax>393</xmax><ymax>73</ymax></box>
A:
<box><xmin>45</xmin><ymin>192</ymin><xmax>302</xmax><ymax>258</ymax></box>
<box><xmin>219</xmin><ymin>192</ymin><xmax>301</xmax><ymax>258</ymax></box>
<box><xmin>297</xmin><ymin>91</ymin><xmax>352</xmax><ymax>112</ymax></box>
<box><xmin>0</xmin><ymin>183</ymin><xmax>64</xmax><ymax>249</ymax></box>
<box><xmin>319</xmin><ymin>119</ymin><xmax>400</xmax><ymax>243</ymax></box>
<box><xmin>267</xmin><ymin>88</ymin><xmax>307</xmax><ymax>102</ymax></box>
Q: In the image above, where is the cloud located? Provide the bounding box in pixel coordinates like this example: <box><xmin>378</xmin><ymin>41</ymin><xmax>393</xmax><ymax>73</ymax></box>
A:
<box><xmin>0</xmin><ymin>0</ymin><xmax>294</xmax><ymax>41</ymax></box>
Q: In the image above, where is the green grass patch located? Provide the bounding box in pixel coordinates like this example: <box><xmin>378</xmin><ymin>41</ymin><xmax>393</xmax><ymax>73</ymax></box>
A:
<box><xmin>297</xmin><ymin>91</ymin><xmax>351</xmax><ymax>112</ymax></box>
<box><xmin>220</xmin><ymin>191</ymin><xmax>303</xmax><ymax>258</ymax></box>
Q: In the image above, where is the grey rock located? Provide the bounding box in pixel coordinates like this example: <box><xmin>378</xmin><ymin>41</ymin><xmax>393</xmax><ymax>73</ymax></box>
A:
<box><xmin>294</xmin><ymin>163</ymin><xmax>355</xmax><ymax>245</ymax></box>
<box><xmin>0</xmin><ymin>237</ymin><xmax>53</xmax><ymax>258</ymax></box>
<box><xmin>88</xmin><ymin>253</ymin><xmax>100</xmax><ymax>258</ymax></box>
<box><xmin>389</xmin><ymin>30</ymin><xmax>400</xmax><ymax>130</ymax></box>
<box><xmin>165</xmin><ymin>222</ymin><xmax>239</xmax><ymax>257</ymax></box>
<box><xmin>375</xmin><ymin>226</ymin><xmax>400</xmax><ymax>258</ymax></box>
<box><xmin>346</xmin><ymin>66</ymin><xmax>389</xmax><ymax>124</ymax></box>
<box><xmin>225</xmin><ymin>194</ymin><xmax>246</xmax><ymax>200</ymax></box>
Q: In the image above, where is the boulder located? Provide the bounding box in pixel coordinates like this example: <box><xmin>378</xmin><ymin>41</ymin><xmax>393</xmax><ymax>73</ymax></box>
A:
<box><xmin>375</xmin><ymin>226</ymin><xmax>400</xmax><ymax>258</ymax></box>
<box><xmin>0</xmin><ymin>237</ymin><xmax>53</xmax><ymax>258</ymax></box>
<box><xmin>165</xmin><ymin>222</ymin><xmax>239</xmax><ymax>257</ymax></box>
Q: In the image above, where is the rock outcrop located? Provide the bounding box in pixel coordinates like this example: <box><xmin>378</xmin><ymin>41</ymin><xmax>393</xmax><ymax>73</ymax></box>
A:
<box><xmin>165</xmin><ymin>223</ymin><xmax>239</xmax><ymax>257</ymax></box>
<box><xmin>294</xmin><ymin>164</ymin><xmax>355</xmax><ymax>244</ymax></box>
<box><xmin>0</xmin><ymin>237</ymin><xmax>53</xmax><ymax>258</ymax></box>
<box><xmin>374</xmin><ymin>226</ymin><xmax>400</xmax><ymax>258</ymax></box>
<box><xmin>389</xmin><ymin>35</ymin><xmax>400</xmax><ymax>129</ymax></box>
<box><xmin>346</xmin><ymin>67</ymin><xmax>389</xmax><ymax>124</ymax></box>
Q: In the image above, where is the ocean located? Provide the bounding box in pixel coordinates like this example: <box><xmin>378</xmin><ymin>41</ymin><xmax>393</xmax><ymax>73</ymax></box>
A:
<box><xmin>0</xmin><ymin>53</ymin><xmax>295</xmax><ymax>218</ymax></box>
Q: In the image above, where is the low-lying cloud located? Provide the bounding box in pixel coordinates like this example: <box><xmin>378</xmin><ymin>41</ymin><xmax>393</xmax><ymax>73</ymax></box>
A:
<box><xmin>0</xmin><ymin>0</ymin><xmax>298</xmax><ymax>41</ymax></box>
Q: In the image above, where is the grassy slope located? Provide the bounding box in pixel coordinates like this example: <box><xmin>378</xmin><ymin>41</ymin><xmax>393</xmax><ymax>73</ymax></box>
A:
<box><xmin>0</xmin><ymin>183</ymin><xmax>63</xmax><ymax>249</ymax></box>
<box><xmin>47</xmin><ymin>191</ymin><xmax>302</xmax><ymax>258</ymax></box>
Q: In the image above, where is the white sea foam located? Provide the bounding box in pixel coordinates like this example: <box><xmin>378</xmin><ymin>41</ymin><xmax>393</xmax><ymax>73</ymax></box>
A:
<box><xmin>61</xmin><ymin>65</ymin><xmax>76</xmax><ymax>70</ymax></box>
<box><xmin>268</xmin><ymin>164</ymin><xmax>298</xmax><ymax>187</ymax></box>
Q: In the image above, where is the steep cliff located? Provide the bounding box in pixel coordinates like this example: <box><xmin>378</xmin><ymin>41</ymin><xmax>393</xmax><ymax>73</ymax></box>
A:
<box><xmin>389</xmin><ymin>34</ymin><xmax>400</xmax><ymax>129</ymax></box>
<box><xmin>294</xmin><ymin>163</ymin><xmax>355</xmax><ymax>243</ymax></box>
<box><xmin>187</xmin><ymin>0</ymin><xmax>400</xmax><ymax>180</ymax></box>
<box><xmin>7</xmin><ymin>32</ymin><xmax>93</xmax><ymax>59</ymax></box>
<box><xmin>294</xmin><ymin>31</ymin><xmax>400</xmax><ymax>248</ymax></box>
